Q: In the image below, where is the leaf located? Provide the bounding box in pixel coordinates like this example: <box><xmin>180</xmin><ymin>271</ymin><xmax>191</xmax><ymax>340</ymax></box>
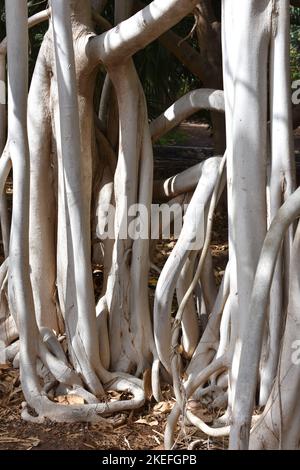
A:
<box><xmin>55</xmin><ymin>395</ymin><xmax>85</xmax><ymax>405</ymax></box>
<box><xmin>148</xmin><ymin>277</ymin><xmax>158</xmax><ymax>288</ymax></box>
<box><xmin>135</xmin><ymin>418</ymin><xmax>159</xmax><ymax>427</ymax></box>
<box><xmin>107</xmin><ymin>390</ymin><xmax>122</xmax><ymax>402</ymax></box>
<box><xmin>148</xmin><ymin>419</ymin><xmax>159</xmax><ymax>427</ymax></box>
<box><xmin>153</xmin><ymin>401</ymin><xmax>172</xmax><ymax>414</ymax></box>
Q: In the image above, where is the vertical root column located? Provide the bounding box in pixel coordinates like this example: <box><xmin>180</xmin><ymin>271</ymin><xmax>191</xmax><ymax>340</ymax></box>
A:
<box><xmin>106</xmin><ymin>60</ymin><xmax>155</xmax><ymax>375</ymax></box>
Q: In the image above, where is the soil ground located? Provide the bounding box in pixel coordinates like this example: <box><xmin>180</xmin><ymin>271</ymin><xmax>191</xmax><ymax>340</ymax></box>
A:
<box><xmin>0</xmin><ymin>122</ymin><xmax>296</xmax><ymax>451</ymax></box>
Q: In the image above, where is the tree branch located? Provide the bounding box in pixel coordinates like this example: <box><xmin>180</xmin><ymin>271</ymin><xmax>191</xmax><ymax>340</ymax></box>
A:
<box><xmin>158</xmin><ymin>28</ymin><xmax>211</xmax><ymax>83</ymax></box>
<box><xmin>87</xmin><ymin>0</ymin><xmax>199</xmax><ymax>66</ymax></box>
<box><xmin>132</xmin><ymin>0</ymin><xmax>211</xmax><ymax>84</ymax></box>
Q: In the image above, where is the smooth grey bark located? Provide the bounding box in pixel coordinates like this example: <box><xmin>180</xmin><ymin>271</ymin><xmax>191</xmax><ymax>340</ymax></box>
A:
<box><xmin>5</xmin><ymin>0</ymin><xmax>41</xmax><ymax>404</ymax></box>
<box><xmin>51</xmin><ymin>0</ymin><xmax>104</xmax><ymax>394</ymax></box>
<box><xmin>222</xmin><ymin>0</ymin><xmax>269</xmax><ymax>415</ymax></box>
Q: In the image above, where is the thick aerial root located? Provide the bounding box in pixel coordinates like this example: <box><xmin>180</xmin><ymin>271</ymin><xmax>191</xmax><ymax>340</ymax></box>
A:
<box><xmin>153</xmin><ymin>161</ymin><xmax>216</xmax><ymax>202</ymax></box>
<box><xmin>176</xmin><ymin>252</ymin><xmax>199</xmax><ymax>358</ymax></box>
<box><xmin>22</xmin><ymin>379</ymin><xmax>145</xmax><ymax>423</ymax></box>
<box><xmin>1</xmin><ymin>340</ymin><xmax>19</xmax><ymax>363</ymax></box>
<box><xmin>40</xmin><ymin>327</ymin><xmax>67</xmax><ymax>365</ymax></box>
<box><xmin>106</xmin><ymin>61</ymin><xmax>147</xmax><ymax>373</ymax></box>
<box><xmin>0</xmin><ymin>8</ymin><xmax>50</xmax><ymax>263</ymax></box>
<box><xmin>28</xmin><ymin>43</ymin><xmax>59</xmax><ymax>332</ymax></box>
<box><xmin>105</xmin><ymin>60</ymin><xmax>157</xmax><ymax>376</ymax></box>
<box><xmin>52</xmin><ymin>0</ymin><xmax>106</xmax><ymax>395</ymax></box>
<box><xmin>258</xmin><ymin>0</ymin><xmax>294</xmax><ymax>409</ymax></box>
<box><xmin>2</xmin><ymin>1</ymin><xmax>149</xmax><ymax>426</ymax></box>
<box><xmin>0</xmin><ymin>8</ymin><xmax>51</xmax><ymax>57</ymax></box>
<box><xmin>249</xmin><ymin>220</ymin><xmax>300</xmax><ymax>450</ymax></box>
<box><xmin>150</xmin><ymin>89</ymin><xmax>224</xmax><ymax>143</ymax></box>
<box><xmin>21</xmin><ymin>376</ymin><xmax>145</xmax><ymax>424</ymax></box>
<box><xmin>230</xmin><ymin>185</ymin><xmax>300</xmax><ymax>449</ymax></box>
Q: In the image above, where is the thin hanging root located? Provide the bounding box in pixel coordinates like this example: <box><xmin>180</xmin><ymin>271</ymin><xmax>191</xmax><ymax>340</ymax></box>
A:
<box><xmin>186</xmin><ymin>261</ymin><xmax>230</xmax><ymax>379</ymax></box>
<box><xmin>186</xmin><ymin>410</ymin><xmax>230</xmax><ymax>437</ymax></box>
<box><xmin>96</xmin><ymin>297</ymin><xmax>110</xmax><ymax>370</ymax></box>
<box><xmin>164</xmin><ymin>356</ymin><xmax>230</xmax><ymax>449</ymax></box>
<box><xmin>200</xmin><ymin>249</ymin><xmax>218</xmax><ymax>315</ymax></box>
<box><xmin>154</xmin><ymin>157</ymin><xmax>222</xmax><ymax>375</ymax></box>
<box><xmin>177</xmin><ymin>7</ymin><xmax>199</xmax><ymax>46</ymax></box>
<box><xmin>176</xmin><ymin>154</ymin><xmax>227</xmax><ymax>325</ymax></box>
<box><xmin>171</xmin><ymin>154</ymin><xmax>226</xmax><ymax>406</ymax></box>
<box><xmin>176</xmin><ymin>251</ymin><xmax>199</xmax><ymax>358</ymax></box>
<box><xmin>187</xmin><ymin>400</ymin><xmax>259</xmax><ymax>437</ymax></box>
<box><xmin>0</xmin><ymin>147</ymin><xmax>11</xmax><ymax>196</ymax></box>
<box><xmin>151</xmin><ymin>356</ymin><xmax>163</xmax><ymax>402</ymax></box>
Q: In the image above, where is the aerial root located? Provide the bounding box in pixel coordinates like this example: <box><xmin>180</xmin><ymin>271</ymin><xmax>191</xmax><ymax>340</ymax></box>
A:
<box><xmin>164</xmin><ymin>356</ymin><xmax>229</xmax><ymax>449</ymax></box>
<box><xmin>185</xmin><ymin>410</ymin><xmax>230</xmax><ymax>437</ymax></box>
<box><xmin>21</xmin><ymin>375</ymin><xmax>145</xmax><ymax>424</ymax></box>
<box><xmin>150</xmin><ymin>356</ymin><xmax>162</xmax><ymax>402</ymax></box>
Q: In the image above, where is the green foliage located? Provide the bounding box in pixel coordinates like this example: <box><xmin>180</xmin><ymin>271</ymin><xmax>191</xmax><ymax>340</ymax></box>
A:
<box><xmin>134</xmin><ymin>39</ymin><xmax>199</xmax><ymax>120</ymax></box>
<box><xmin>157</xmin><ymin>129</ymin><xmax>187</xmax><ymax>146</ymax></box>
<box><xmin>291</xmin><ymin>6</ymin><xmax>300</xmax><ymax>82</ymax></box>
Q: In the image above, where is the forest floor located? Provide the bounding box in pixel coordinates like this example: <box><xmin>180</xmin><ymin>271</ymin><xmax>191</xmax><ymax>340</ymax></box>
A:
<box><xmin>0</xmin><ymin>123</ymin><xmax>232</xmax><ymax>451</ymax></box>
